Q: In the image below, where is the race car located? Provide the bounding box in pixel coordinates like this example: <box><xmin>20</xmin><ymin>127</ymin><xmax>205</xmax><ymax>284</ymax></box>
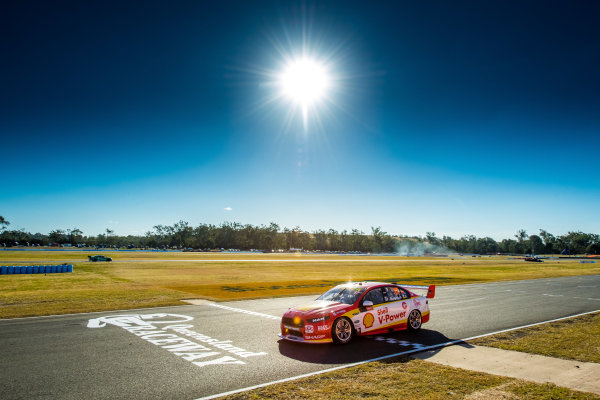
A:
<box><xmin>280</xmin><ymin>281</ymin><xmax>435</xmax><ymax>344</ymax></box>
<box><xmin>88</xmin><ymin>255</ymin><xmax>112</xmax><ymax>262</ymax></box>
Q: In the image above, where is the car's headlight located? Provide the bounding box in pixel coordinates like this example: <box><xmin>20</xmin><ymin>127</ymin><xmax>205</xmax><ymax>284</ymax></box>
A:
<box><xmin>307</xmin><ymin>315</ymin><xmax>331</xmax><ymax>323</ymax></box>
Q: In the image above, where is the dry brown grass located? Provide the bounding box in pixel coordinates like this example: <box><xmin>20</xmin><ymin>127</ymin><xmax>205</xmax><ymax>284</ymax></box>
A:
<box><xmin>1</xmin><ymin>251</ymin><xmax>598</xmax><ymax>318</ymax></box>
<box><xmin>222</xmin><ymin>358</ymin><xmax>599</xmax><ymax>399</ymax></box>
<box><xmin>472</xmin><ymin>312</ymin><xmax>600</xmax><ymax>363</ymax></box>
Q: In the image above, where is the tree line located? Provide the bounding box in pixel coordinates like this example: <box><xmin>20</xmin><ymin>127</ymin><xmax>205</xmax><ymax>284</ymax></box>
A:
<box><xmin>426</xmin><ymin>229</ymin><xmax>600</xmax><ymax>255</ymax></box>
<box><xmin>0</xmin><ymin>216</ymin><xmax>598</xmax><ymax>254</ymax></box>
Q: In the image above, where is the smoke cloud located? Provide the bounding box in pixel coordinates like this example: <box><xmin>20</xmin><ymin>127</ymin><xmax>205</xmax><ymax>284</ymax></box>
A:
<box><xmin>395</xmin><ymin>239</ymin><xmax>454</xmax><ymax>256</ymax></box>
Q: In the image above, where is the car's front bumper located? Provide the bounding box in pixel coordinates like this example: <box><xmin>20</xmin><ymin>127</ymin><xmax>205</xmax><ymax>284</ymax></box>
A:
<box><xmin>278</xmin><ymin>333</ymin><xmax>332</xmax><ymax>344</ymax></box>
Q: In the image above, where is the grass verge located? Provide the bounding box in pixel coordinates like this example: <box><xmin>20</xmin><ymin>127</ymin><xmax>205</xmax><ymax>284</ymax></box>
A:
<box><xmin>471</xmin><ymin>312</ymin><xmax>600</xmax><ymax>363</ymax></box>
<box><xmin>221</xmin><ymin>358</ymin><xmax>599</xmax><ymax>399</ymax></box>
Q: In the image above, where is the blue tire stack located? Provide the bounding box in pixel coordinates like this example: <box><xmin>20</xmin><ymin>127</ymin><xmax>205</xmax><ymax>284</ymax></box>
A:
<box><xmin>0</xmin><ymin>265</ymin><xmax>73</xmax><ymax>275</ymax></box>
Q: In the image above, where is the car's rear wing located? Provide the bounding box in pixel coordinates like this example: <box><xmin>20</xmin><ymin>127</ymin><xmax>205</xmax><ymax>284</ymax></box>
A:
<box><xmin>400</xmin><ymin>284</ymin><xmax>436</xmax><ymax>299</ymax></box>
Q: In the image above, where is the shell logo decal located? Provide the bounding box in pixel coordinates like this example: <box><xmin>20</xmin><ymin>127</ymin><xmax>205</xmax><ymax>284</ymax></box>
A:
<box><xmin>363</xmin><ymin>312</ymin><xmax>374</xmax><ymax>328</ymax></box>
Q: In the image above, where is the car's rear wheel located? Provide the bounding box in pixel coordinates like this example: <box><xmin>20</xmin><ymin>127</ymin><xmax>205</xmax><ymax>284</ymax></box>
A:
<box><xmin>407</xmin><ymin>309</ymin><xmax>422</xmax><ymax>331</ymax></box>
<box><xmin>331</xmin><ymin>317</ymin><xmax>353</xmax><ymax>344</ymax></box>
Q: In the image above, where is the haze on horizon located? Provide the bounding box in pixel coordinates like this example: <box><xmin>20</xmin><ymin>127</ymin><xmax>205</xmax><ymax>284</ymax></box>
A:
<box><xmin>1</xmin><ymin>1</ymin><xmax>599</xmax><ymax>241</ymax></box>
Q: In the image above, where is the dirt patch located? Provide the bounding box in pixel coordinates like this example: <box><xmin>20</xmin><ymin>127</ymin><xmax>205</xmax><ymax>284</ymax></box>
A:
<box><xmin>466</xmin><ymin>383</ymin><xmax>519</xmax><ymax>400</ymax></box>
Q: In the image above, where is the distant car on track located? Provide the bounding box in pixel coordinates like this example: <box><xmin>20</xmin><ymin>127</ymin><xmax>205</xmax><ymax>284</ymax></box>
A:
<box><xmin>524</xmin><ymin>256</ymin><xmax>543</xmax><ymax>262</ymax></box>
<box><xmin>88</xmin><ymin>255</ymin><xmax>112</xmax><ymax>262</ymax></box>
<box><xmin>280</xmin><ymin>281</ymin><xmax>435</xmax><ymax>344</ymax></box>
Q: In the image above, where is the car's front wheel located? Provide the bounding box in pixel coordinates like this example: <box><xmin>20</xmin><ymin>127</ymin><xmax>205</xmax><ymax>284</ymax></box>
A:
<box><xmin>331</xmin><ymin>317</ymin><xmax>353</xmax><ymax>344</ymax></box>
<box><xmin>407</xmin><ymin>309</ymin><xmax>422</xmax><ymax>331</ymax></box>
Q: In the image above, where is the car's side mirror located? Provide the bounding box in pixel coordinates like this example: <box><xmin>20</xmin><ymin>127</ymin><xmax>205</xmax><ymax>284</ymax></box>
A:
<box><xmin>362</xmin><ymin>300</ymin><xmax>374</xmax><ymax>310</ymax></box>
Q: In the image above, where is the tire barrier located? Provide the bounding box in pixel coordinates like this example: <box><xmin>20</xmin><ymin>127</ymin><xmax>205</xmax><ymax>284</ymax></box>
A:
<box><xmin>0</xmin><ymin>265</ymin><xmax>73</xmax><ymax>275</ymax></box>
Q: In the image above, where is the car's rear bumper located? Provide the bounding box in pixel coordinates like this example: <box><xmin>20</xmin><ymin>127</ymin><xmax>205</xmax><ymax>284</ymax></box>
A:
<box><xmin>422</xmin><ymin>310</ymin><xmax>430</xmax><ymax>323</ymax></box>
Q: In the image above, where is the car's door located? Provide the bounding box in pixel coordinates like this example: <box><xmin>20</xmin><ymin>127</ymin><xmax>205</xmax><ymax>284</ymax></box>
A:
<box><xmin>355</xmin><ymin>286</ymin><xmax>409</xmax><ymax>333</ymax></box>
<box><xmin>378</xmin><ymin>286</ymin><xmax>411</xmax><ymax>329</ymax></box>
<box><xmin>356</xmin><ymin>287</ymin><xmax>385</xmax><ymax>333</ymax></box>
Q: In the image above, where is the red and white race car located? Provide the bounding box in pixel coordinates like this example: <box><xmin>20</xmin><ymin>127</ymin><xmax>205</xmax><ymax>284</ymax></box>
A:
<box><xmin>280</xmin><ymin>281</ymin><xmax>435</xmax><ymax>344</ymax></box>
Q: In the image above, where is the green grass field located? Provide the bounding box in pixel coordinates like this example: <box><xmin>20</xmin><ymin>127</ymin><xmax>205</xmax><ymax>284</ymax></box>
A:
<box><xmin>1</xmin><ymin>251</ymin><xmax>598</xmax><ymax>318</ymax></box>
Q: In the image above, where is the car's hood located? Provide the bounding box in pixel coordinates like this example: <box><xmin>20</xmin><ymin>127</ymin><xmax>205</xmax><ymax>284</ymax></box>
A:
<box><xmin>286</xmin><ymin>300</ymin><xmax>352</xmax><ymax>318</ymax></box>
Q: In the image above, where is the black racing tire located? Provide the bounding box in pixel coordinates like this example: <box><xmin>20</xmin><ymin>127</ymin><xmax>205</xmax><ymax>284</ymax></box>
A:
<box><xmin>331</xmin><ymin>317</ymin><xmax>354</xmax><ymax>344</ymax></box>
<box><xmin>407</xmin><ymin>309</ymin><xmax>422</xmax><ymax>331</ymax></box>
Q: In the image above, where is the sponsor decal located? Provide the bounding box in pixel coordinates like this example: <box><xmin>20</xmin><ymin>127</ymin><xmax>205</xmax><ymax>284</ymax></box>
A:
<box><xmin>401</xmin><ymin>302</ymin><xmax>408</xmax><ymax>310</ymax></box>
<box><xmin>308</xmin><ymin>315</ymin><xmax>330</xmax><ymax>323</ymax></box>
<box><xmin>363</xmin><ymin>312</ymin><xmax>375</xmax><ymax>328</ymax></box>
<box><xmin>392</xmin><ymin>287</ymin><xmax>400</xmax><ymax>296</ymax></box>
<box><xmin>378</xmin><ymin>311</ymin><xmax>406</xmax><ymax>325</ymax></box>
<box><xmin>414</xmin><ymin>300</ymin><xmax>421</xmax><ymax>307</ymax></box>
<box><xmin>87</xmin><ymin>313</ymin><xmax>266</xmax><ymax>368</ymax></box>
<box><xmin>317</xmin><ymin>325</ymin><xmax>329</xmax><ymax>332</ymax></box>
<box><xmin>305</xmin><ymin>325</ymin><xmax>314</xmax><ymax>333</ymax></box>
<box><xmin>306</xmin><ymin>334</ymin><xmax>326</xmax><ymax>340</ymax></box>
<box><xmin>377</xmin><ymin>307</ymin><xmax>388</xmax><ymax>316</ymax></box>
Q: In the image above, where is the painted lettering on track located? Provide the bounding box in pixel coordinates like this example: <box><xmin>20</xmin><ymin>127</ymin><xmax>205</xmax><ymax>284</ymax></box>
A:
<box><xmin>87</xmin><ymin>313</ymin><xmax>267</xmax><ymax>368</ymax></box>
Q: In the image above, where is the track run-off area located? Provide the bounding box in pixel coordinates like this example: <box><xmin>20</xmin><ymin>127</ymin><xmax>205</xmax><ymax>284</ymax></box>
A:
<box><xmin>1</xmin><ymin>275</ymin><xmax>599</xmax><ymax>400</ymax></box>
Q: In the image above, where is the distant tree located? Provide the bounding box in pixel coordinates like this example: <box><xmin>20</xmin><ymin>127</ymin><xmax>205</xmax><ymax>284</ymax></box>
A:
<box><xmin>539</xmin><ymin>229</ymin><xmax>556</xmax><ymax>253</ymax></box>
<box><xmin>371</xmin><ymin>227</ymin><xmax>386</xmax><ymax>252</ymax></box>
<box><xmin>105</xmin><ymin>228</ymin><xmax>114</xmax><ymax>247</ymax></box>
<box><xmin>562</xmin><ymin>231</ymin><xmax>595</xmax><ymax>254</ymax></box>
<box><xmin>68</xmin><ymin>228</ymin><xmax>83</xmax><ymax>244</ymax></box>
<box><xmin>48</xmin><ymin>229</ymin><xmax>66</xmax><ymax>244</ymax></box>
<box><xmin>587</xmin><ymin>237</ymin><xmax>600</xmax><ymax>255</ymax></box>
<box><xmin>172</xmin><ymin>220</ymin><xmax>191</xmax><ymax>248</ymax></box>
<box><xmin>528</xmin><ymin>235</ymin><xmax>544</xmax><ymax>254</ymax></box>
<box><xmin>515</xmin><ymin>229</ymin><xmax>527</xmax><ymax>243</ymax></box>
<box><xmin>425</xmin><ymin>232</ymin><xmax>439</xmax><ymax>245</ymax></box>
<box><xmin>0</xmin><ymin>216</ymin><xmax>9</xmax><ymax>232</ymax></box>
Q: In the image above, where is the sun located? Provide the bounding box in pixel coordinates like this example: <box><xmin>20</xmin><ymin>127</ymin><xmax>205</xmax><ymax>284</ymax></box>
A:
<box><xmin>279</xmin><ymin>58</ymin><xmax>330</xmax><ymax>107</ymax></box>
<box><xmin>278</xmin><ymin>57</ymin><xmax>331</xmax><ymax>127</ymax></box>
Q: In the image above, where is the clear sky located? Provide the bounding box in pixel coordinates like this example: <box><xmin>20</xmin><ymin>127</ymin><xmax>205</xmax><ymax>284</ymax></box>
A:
<box><xmin>1</xmin><ymin>0</ymin><xmax>599</xmax><ymax>240</ymax></box>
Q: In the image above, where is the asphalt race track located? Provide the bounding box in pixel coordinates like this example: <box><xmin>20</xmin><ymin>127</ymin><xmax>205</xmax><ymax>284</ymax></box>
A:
<box><xmin>1</xmin><ymin>275</ymin><xmax>599</xmax><ymax>400</ymax></box>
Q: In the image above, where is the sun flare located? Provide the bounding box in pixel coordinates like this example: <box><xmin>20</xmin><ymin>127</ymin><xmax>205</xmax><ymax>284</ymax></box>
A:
<box><xmin>279</xmin><ymin>58</ymin><xmax>330</xmax><ymax>109</ymax></box>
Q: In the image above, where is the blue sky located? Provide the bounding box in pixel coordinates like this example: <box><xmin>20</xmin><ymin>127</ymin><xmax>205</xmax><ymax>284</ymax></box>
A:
<box><xmin>1</xmin><ymin>1</ymin><xmax>599</xmax><ymax>240</ymax></box>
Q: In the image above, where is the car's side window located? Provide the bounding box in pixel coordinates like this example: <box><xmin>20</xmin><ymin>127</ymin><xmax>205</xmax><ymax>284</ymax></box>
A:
<box><xmin>399</xmin><ymin>288</ymin><xmax>410</xmax><ymax>299</ymax></box>
<box><xmin>382</xmin><ymin>286</ymin><xmax>399</xmax><ymax>302</ymax></box>
<box><xmin>382</xmin><ymin>286</ymin><xmax>411</xmax><ymax>301</ymax></box>
<box><xmin>363</xmin><ymin>288</ymin><xmax>385</xmax><ymax>305</ymax></box>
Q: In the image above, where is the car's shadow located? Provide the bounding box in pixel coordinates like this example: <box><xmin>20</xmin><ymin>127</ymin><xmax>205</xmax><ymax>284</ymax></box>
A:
<box><xmin>278</xmin><ymin>329</ymin><xmax>463</xmax><ymax>364</ymax></box>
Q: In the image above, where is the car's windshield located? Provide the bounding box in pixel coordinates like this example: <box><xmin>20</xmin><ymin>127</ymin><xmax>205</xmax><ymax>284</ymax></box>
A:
<box><xmin>316</xmin><ymin>286</ymin><xmax>366</xmax><ymax>305</ymax></box>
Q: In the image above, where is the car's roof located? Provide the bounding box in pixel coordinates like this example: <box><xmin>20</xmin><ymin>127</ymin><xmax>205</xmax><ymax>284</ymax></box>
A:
<box><xmin>336</xmin><ymin>281</ymin><xmax>396</xmax><ymax>290</ymax></box>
